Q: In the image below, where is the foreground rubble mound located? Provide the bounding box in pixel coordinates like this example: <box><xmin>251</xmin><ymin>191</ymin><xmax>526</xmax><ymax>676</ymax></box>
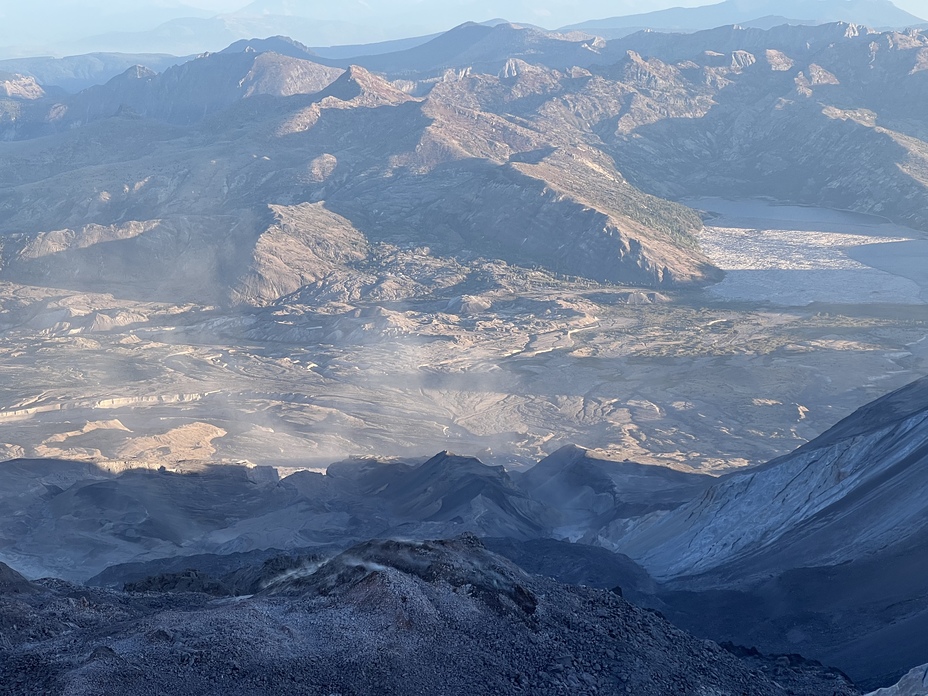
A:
<box><xmin>0</xmin><ymin>536</ymin><xmax>859</xmax><ymax>695</ymax></box>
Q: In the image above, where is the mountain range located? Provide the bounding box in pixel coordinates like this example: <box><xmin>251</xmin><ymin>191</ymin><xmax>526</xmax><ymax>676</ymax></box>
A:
<box><xmin>2</xmin><ymin>20</ymin><xmax>928</xmax><ymax>474</ymax></box>
<box><xmin>4</xmin><ymin>12</ymin><xmax>928</xmax><ymax>695</ymax></box>
<box><xmin>566</xmin><ymin>0</ymin><xmax>927</xmax><ymax>38</ymax></box>
<box><xmin>0</xmin><ymin>38</ymin><xmax>719</xmax><ymax>303</ymax></box>
<box><xmin>4</xmin><ymin>20</ymin><xmax>928</xmax><ymax>307</ymax></box>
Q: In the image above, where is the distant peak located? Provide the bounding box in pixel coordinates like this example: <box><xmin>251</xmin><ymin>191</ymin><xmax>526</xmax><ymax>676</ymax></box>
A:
<box><xmin>110</xmin><ymin>65</ymin><xmax>157</xmax><ymax>84</ymax></box>
<box><xmin>553</xmin><ymin>443</ymin><xmax>590</xmax><ymax>456</ymax></box>
<box><xmin>316</xmin><ymin>64</ymin><xmax>413</xmax><ymax>106</ymax></box>
<box><xmin>343</xmin><ymin>64</ymin><xmax>371</xmax><ymax>79</ymax></box>
<box><xmin>220</xmin><ymin>35</ymin><xmax>317</xmax><ymax>59</ymax></box>
<box><xmin>444</xmin><ymin>21</ymin><xmax>498</xmax><ymax>35</ymax></box>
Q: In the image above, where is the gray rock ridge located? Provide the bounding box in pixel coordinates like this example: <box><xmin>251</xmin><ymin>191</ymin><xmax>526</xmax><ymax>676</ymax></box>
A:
<box><xmin>0</xmin><ymin>454</ymin><xmax>553</xmax><ymax>582</ymax></box>
<box><xmin>86</xmin><ymin>536</ymin><xmax>656</xmax><ymax>601</ymax></box>
<box><xmin>519</xmin><ymin>444</ymin><xmax>714</xmax><ymax>534</ymax></box>
<box><xmin>0</xmin><ymin>561</ymin><xmax>39</xmax><ymax>595</ymax></box>
<box><xmin>596</xmin><ymin>375</ymin><xmax>928</xmax><ymax>580</ymax></box>
<box><xmin>0</xmin><ymin>445</ymin><xmax>714</xmax><ymax>585</ymax></box>
<box><xmin>586</xmin><ymin>375</ymin><xmax>928</xmax><ymax>689</ymax></box>
<box><xmin>481</xmin><ymin>536</ymin><xmax>657</xmax><ymax>601</ymax></box>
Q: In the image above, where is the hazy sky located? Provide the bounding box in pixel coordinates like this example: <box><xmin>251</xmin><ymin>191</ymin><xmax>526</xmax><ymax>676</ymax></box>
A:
<box><xmin>8</xmin><ymin>0</ymin><xmax>928</xmax><ymax>25</ymax></box>
<box><xmin>49</xmin><ymin>0</ymin><xmax>928</xmax><ymax>18</ymax></box>
<box><xmin>1</xmin><ymin>0</ymin><xmax>927</xmax><ymax>57</ymax></box>
<box><xmin>137</xmin><ymin>0</ymin><xmax>928</xmax><ymax>14</ymax></box>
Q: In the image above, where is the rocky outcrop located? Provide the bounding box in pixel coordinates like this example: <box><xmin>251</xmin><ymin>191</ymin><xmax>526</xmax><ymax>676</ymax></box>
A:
<box><xmin>0</xmin><ymin>74</ymin><xmax>44</xmax><ymax>100</ymax></box>
<box><xmin>124</xmin><ymin>569</ymin><xmax>230</xmax><ymax>596</ymax></box>
<box><xmin>519</xmin><ymin>444</ymin><xmax>713</xmax><ymax>534</ymax></box>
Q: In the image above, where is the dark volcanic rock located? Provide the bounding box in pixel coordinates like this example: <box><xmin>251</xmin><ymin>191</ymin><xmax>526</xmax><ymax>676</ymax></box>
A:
<box><xmin>519</xmin><ymin>444</ymin><xmax>714</xmax><ymax>530</ymax></box>
<box><xmin>0</xmin><ymin>562</ymin><xmax>39</xmax><ymax>595</ymax></box>
<box><xmin>267</xmin><ymin>535</ymin><xmax>541</xmax><ymax>618</ymax></box>
<box><xmin>124</xmin><ymin>569</ymin><xmax>230</xmax><ymax>596</ymax></box>
<box><xmin>482</xmin><ymin>536</ymin><xmax>656</xmax><ymax>601</ymax></box>
<box><xmin>721</xmin><ymin>643</ymin><xmax>860</xmax><ymax>695</ymax></box>
<box><xmin>0</xmin><ymin>538</ymin><xmax>859</xmax><ymax>696</ymax></box>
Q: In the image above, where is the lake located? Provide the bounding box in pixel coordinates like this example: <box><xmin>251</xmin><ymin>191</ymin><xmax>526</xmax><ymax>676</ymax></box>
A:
<box><xmin>686</xmin><ymin>198</ymin><xmax>928</xmax><ymax>305</ymax></box>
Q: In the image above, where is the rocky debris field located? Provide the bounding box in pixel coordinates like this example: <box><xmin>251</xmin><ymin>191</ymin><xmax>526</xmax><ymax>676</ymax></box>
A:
<box><xmin>5</xmin><ymin>378</ymin><xmax>928</xmax><ymax>690</ymax></box>
<box><xmin>0</xmin><ymin>536</ymin><xmax>861</xmax><ymax>696</ymax></box>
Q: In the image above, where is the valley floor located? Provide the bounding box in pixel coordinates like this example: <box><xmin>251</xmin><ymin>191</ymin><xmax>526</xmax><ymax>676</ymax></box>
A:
<box><xmin>0</xmin><ymin>201</ymin><xmax>926</xmax><ymax>473</ymax></box>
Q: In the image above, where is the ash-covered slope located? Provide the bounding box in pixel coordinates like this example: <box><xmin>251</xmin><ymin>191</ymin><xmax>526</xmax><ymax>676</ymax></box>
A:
<box><xmin>0</xmin><ymin>562</ymin><xmax>39</xmax><ymax>595</ymax></box>
<box><xmin>325</xmin><ymin>451</ymin><xmax>552</xmax><ymax>538</ymax></box>
<box><xmin>591</xmin><ymin>375</ymin><xmax>928</xmax><ymax>687</ymax></box>
<box><xmin>482</xmin><ymin>537</ymin><xmax>657</xmax><ymax>601</ymax></box>
<box><xmin>0</xmin><ymin>536</ymin><xmax>859</xmax><ymax>696</ymax></box>
<box><xmin>599</xmin><ymin>374</ymin><xmax>928</xmax><ymax>580</ymax></box>
<box><xmin>867</xmin><ymin>664</ymin><xmax>928</xmax><ymax>695</ymax></box>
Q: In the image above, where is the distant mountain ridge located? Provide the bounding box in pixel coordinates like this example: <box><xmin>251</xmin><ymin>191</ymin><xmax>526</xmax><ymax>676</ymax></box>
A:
<box><xmin>563</xmin><ymin>0</ymin><xmax>926</xmax><ymax>38</ymax></box>
<box><xmin>0</xmin><ymin>53</ymin><xmax>191</xmax><ymax>93</ymax></box>
<box><xmin>3</xmin><ymin>0</ymin><xmax>923</xmax><ymax>59</ymax></box>
<box><xmin>0</xmin><ymin>35</ymin><xmax>720</xmax><ymax>298</ymax></box>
